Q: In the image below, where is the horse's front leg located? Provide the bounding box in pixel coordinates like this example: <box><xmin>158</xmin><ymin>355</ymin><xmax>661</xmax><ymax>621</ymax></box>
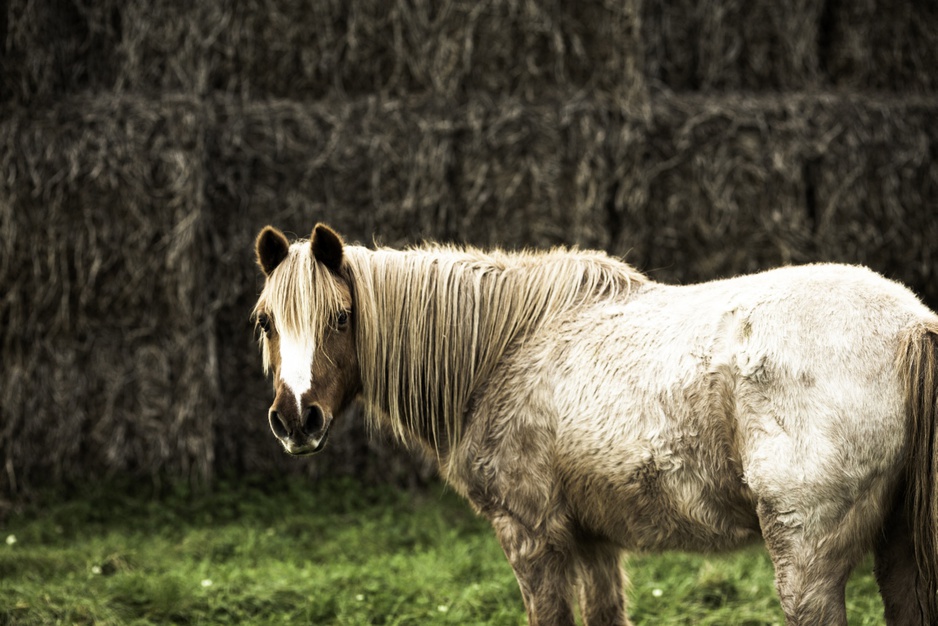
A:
<box><xmin>574</xmin><ymin>539</ymin><xmax>632</xmax><ymax>626</ymax></box>
<box><xmin>489</xmin><ymin>511</ymin><xmax>576</xmax><ymax>626</ymax></box>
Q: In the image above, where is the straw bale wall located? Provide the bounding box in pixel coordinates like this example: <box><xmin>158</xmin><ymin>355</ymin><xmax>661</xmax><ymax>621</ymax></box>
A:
<box><xmin>1</xmin><ymin>0</ymin><xmax>936</xmax><ymax>497</ymax></box>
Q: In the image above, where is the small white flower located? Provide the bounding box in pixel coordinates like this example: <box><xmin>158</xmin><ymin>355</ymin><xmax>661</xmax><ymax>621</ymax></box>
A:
<box><xmin>437</xmin><ymin>605</ymin><xmax>449</xmax><ymax>613</ymax></box>
<box><xmin>5</xmin><ymin>535</ymin><xmax>15</xmax><ymax>546</ymax></box>
<box><xmin>355</xmin><ymin>594</ymin><xmax>365</xmax><ymax>602</ymax></box>
<box><xmin>201</xmin><ymin>579</ymin><xmax>213</xmax><ymax>587</ymax></box>
<box><xmin>91</xmin><ymin>565</ymin><xmax>103</xmax><ymax>575</ymax></box>
<box><xmin>651</xmin><ymin>588</ymin><xmax>663</xmax><ymax>598</ymax></box>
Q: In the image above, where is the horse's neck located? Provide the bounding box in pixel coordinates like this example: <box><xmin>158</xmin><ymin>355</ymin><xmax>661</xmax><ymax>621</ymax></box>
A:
<box><xmin>348</xmin><ymin>245</ymin><xmax>640</xmax><ymax>453</ymax></box>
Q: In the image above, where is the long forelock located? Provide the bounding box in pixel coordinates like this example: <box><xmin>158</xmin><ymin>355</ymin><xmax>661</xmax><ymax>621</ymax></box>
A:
<box><xmin>253</xmin><ymin>241</ymin><xmax>346</xmax><ymax>374</ymax></box>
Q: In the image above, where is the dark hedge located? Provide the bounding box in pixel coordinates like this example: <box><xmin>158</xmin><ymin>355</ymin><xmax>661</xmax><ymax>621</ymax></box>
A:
<box><xmin>5</xmin><ymin>0</ymin><xmax>936</xmax><ymax>106</ymax></box>
<box><xmin>633</xmin><ymin>92</ymin><xmax>938</xmax><ymax>300</ymax></box>
<box><xmin>2</xmin><ymin>0</ymin><xmax>646</xmax><ymax>107</ymax></box>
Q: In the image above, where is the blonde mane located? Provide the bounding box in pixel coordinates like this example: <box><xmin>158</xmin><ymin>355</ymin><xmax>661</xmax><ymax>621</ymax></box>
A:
<box><xmin>253</xmin><ymin>242</ymin><xmax>346</xmax><ymax>374</ymax></box>
<box><xmin>343</xmin><ymin>243</ymin><xmax>646</xmax><ymax>451</ymax></box>
<box><xmin>255</xmin><ymin>239</ymin><xmax>646</xmax><ymax>452</ymax></box>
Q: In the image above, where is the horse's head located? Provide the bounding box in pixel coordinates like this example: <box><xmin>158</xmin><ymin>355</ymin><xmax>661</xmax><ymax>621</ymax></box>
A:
<box><xmin>253</xmin><ymin>223</ymin><xmax>360</xmax><ymax>456</ymax></box>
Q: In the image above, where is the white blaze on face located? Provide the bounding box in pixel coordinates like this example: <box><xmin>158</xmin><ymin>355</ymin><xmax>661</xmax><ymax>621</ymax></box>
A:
<box><xmin>279</xmin><ymin>331</ymin><xmax>315</xmax><ymax>415</ymax></box>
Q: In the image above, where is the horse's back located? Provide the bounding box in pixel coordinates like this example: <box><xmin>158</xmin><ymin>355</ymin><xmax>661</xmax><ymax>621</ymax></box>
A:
<box><xmin>469</xmin><ymin>262</ymin><xmax>936</xmax><ymax>553</ymax></box>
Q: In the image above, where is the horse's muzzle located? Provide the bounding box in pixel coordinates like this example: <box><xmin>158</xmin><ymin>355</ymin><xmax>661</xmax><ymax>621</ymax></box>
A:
<box><xmin>268</xmin><ymin>403</ymin><xmax>333</xmax><ymax>456</ymax></box>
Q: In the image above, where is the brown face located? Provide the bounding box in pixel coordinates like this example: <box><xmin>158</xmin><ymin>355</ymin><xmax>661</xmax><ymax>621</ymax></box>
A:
<box><xmin>255</xmin><ymin>224</ymin><xmax>361</xmax><ymax>456</ymax></box>
<box><xmin>258</xmin><ymin>287</ymin><xmax>359</xmax><ymax>455</ymax></box>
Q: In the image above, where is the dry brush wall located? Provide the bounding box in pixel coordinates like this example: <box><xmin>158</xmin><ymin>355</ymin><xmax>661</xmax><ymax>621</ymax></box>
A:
<box><xmin>2</xmin><ymin>0</ymin><xmax>936</xmax><ymax>497</ymax></box>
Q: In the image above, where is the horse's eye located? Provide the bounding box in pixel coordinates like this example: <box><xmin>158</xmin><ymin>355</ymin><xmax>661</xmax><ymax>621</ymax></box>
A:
<box><xmin>257</xmin><ymin>313</ymin><xmax>272</xmax><ymax>334</ymax></box>
<box><xmin>336</xmin><ymin>309</ymin><xmax>350</xmax><ymax>329</ymax></box>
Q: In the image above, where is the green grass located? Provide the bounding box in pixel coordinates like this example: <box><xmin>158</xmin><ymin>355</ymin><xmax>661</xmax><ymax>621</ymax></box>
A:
<box><xmin>0</xmin><ymin>478</ymin><xmax>885</xmax><ymax>625</ymax></box>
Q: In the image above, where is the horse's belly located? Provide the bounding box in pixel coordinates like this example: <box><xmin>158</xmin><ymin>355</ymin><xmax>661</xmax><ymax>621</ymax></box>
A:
<box><xmin>560</xmin><ymin>447</ymin><xmax>761</xmax><ymax>552</ymax></box>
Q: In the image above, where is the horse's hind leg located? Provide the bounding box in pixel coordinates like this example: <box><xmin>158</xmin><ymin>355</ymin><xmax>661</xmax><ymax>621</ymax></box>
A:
<box><xmin>573</xmin><ymin>539</ymin><xmax>631</xmax><ymax>626</ymax></box>
<box><xmin>758</xmin><ymin>501</ymin><xmax>855</xmax><ymax>626</ymax></box>
<box><xmin>874</xmin><ymin>503</ymin><xmax>930</xmax><ymax>625</ymax></box>
<box><xmin>489</xmin><ymin>512</ymin><xmax>576</xmax><ymax>626</ymax></box>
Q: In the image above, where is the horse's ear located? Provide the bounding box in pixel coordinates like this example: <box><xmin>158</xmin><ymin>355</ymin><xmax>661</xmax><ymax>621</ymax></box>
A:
<box><xmin>256</xmin><ymin>226</ymin><xmax>290</xmax><ymax>277</ymax></box>
<box><xmin>311</xmin><ymin>223</ymin><xmax>344</xmax><ymax>274</ymax></box>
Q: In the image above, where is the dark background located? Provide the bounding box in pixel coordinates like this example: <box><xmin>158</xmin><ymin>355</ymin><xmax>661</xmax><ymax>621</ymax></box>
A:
<box><xmin>2</xmin><ymin>0</ymin><xmax>937</xmax><ymax>500</ymax></box>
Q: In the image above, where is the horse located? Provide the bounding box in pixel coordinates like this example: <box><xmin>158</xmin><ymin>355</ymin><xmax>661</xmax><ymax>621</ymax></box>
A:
<box><xmin>252</xmin><ymin>223</ymin><xmax>938</xmax><ymax>625</ymax></box>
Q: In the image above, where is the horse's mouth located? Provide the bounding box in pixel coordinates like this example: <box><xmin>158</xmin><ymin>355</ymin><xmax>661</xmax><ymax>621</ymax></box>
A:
<box><xmin>309</xmin><ymin>429</ymin><xmax>330</xmax><ymax>454</ymax></box>
<box><xmin>285</xmin><ymin>424</ymin><xmax>331</xmax><ymax>457</ymax></box>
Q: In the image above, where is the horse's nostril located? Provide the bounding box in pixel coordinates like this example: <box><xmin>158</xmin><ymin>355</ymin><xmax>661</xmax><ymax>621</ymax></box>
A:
<box><xmin>269</xmin><ymin>409</ymin><xmax>289</xmax><ymax>439</ymax></box>
<box><xmin>302</xmin><ymin>405</ymin><xmax>325</xmax><ymax>435</ymax></box>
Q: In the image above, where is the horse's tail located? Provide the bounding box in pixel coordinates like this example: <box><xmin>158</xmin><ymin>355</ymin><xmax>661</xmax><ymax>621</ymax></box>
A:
<box><xmin>899</xmin><ymin>319</ymin><xmax>938</xmax><ymax>620</ymax></box>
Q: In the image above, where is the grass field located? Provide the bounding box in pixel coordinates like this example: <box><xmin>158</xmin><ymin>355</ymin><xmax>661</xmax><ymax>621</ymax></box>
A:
<box><xmin>0</xmin><ymin>477</ymin><xmax>886</xmax><ymax>625</ymax></box>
